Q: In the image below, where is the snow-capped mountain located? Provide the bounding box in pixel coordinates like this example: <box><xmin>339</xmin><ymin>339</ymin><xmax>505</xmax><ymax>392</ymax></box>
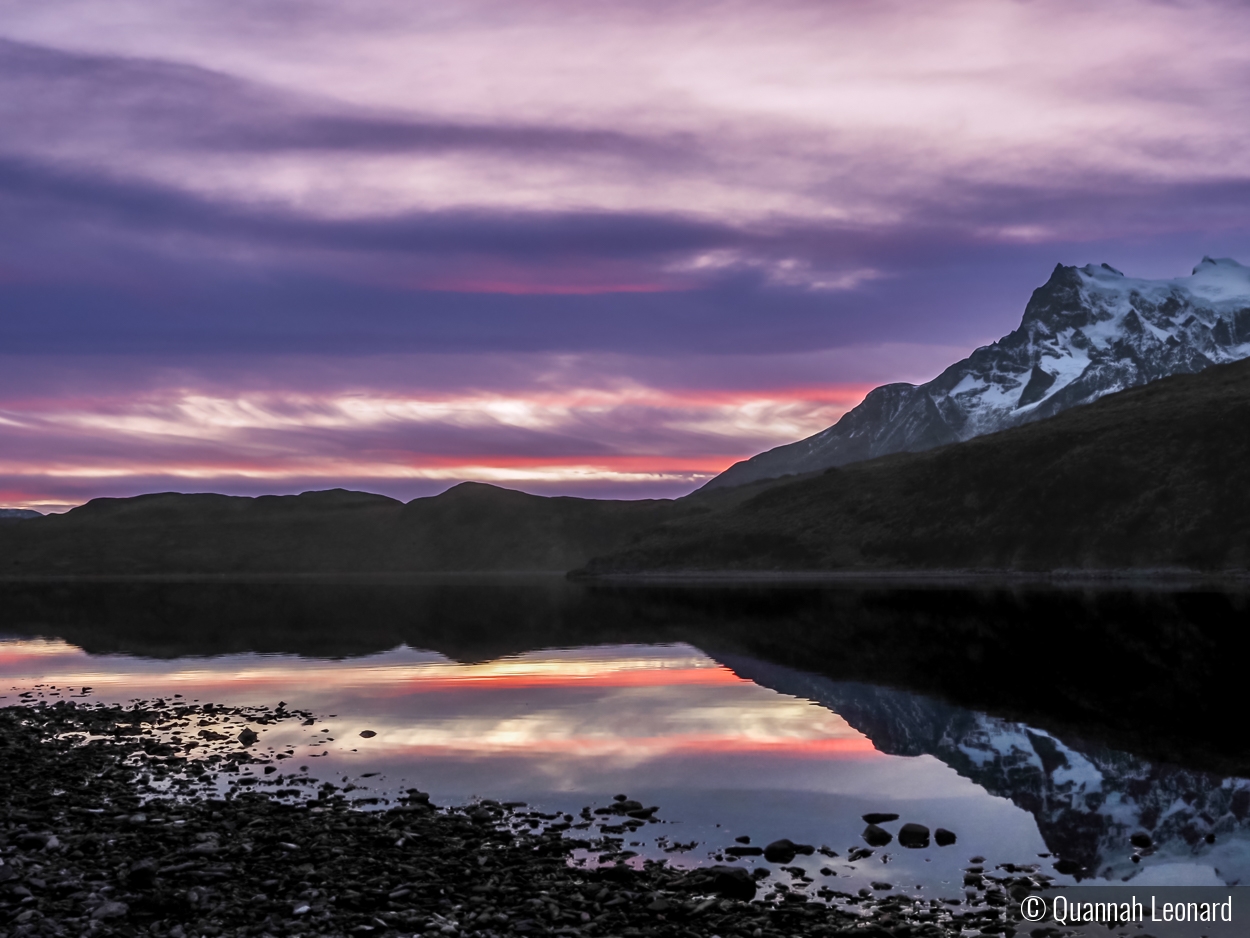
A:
<box><xmin>705</xmin><ymin>256</ymin><xmax>1250</xmax><ymax>490</ymax></box>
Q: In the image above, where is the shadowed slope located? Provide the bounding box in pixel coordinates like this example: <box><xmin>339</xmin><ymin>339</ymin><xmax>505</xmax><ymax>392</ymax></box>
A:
<box><xmin>582</xmin><ymin>356</ymin><xmax>1250</xmax><ymax>573</ymax></box>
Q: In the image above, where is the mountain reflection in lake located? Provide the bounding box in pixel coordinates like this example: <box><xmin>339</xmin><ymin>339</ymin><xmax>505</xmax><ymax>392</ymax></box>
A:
<box><xmin>3</xmin><ymin>634</ymin><xmax>1246</xmax><ymax>894</ymax></box>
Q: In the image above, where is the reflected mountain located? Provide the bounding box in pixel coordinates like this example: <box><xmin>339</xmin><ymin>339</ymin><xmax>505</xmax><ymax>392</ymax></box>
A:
<box><xmin>720</xmin><ymin>654</ymin><xmax>1250</xmax><ymax>885</ymax></box>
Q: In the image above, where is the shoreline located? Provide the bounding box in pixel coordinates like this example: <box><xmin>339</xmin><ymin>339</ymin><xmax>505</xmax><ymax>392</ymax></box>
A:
<box><xmin>0</xmin><ymin>568</ymin><xmax>1247</xmax><ymax>591</ymax></box>
<box><xmin>0</xmin><ymin>701</ymin><xmax>1020</xmax><ymax>938</ymax></box>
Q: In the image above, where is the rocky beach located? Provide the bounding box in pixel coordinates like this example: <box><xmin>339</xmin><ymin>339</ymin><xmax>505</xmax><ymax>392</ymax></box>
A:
<box><xmin>0</xmin><ymin>699</ymin><xmax>1040</xmax><ymax>938</ymax></box>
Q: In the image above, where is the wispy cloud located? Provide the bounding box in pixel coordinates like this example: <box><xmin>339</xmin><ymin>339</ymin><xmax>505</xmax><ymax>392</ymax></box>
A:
<box><xmin>2</xmin><ymin>0</ymin><xmax>1250</xmax><ymax>503</ymax></box>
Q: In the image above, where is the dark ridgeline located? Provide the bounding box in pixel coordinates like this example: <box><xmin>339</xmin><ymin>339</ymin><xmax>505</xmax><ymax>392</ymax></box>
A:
<box><xmin>4</xmin><ymin>354</ymin><xmax>1250</xmax><ymax>576</ymax></box>
<box><xmin>0</xmin><ymin>482</ymin><xmax>682</xmax><ymax>576</ymax></box>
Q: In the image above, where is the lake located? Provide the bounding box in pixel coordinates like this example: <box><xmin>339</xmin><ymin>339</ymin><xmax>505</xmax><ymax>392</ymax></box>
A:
<box><xmin>1</xmin><ymin>577</ymin><xmax>1247</xmax><ymax>898</ymax></box>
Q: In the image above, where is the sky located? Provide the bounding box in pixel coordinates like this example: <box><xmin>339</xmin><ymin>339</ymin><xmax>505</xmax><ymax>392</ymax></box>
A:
<box><xmin>4</xmin><ymin>0</ymin><xmax>1250</xmax><ymax>510</ymax></box>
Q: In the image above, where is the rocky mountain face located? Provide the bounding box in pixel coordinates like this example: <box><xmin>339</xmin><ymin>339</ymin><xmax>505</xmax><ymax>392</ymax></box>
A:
<box><xmin>719</xmin><ymin>654</ymin><xmax>1250</xmax><ymax>886</ymax></box>
<box><xmin>705</xmin><ymin>257</ymin><xmax>1250</xmax><ymax>490</ymax></box>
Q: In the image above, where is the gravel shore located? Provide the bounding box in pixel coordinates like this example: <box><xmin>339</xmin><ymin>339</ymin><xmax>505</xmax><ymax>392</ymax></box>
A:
<box><xmin>0</xmin><ymin>701</ymin><xmax>1027</xmax><ymax>938</ymax></box>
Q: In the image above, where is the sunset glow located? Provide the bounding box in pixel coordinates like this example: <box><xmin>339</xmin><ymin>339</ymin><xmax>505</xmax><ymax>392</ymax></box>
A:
<box><xmin>0</xmin><ymin>641</ymin><xmax>881</xmax><ymax>767</ymax></box>
<box><xmin>2</xmin><ymin>1</ymin><xmax>1249</xmax><ymax>505</ymax></box>
<box><xmin>0</xmin><ymin>364</ymin><xmax>882</xmax><ymax>509</ymax></box>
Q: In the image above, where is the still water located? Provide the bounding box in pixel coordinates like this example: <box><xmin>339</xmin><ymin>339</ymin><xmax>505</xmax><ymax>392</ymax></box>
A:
<box><xmin>3</xmin><ymin>577</ymin><xmax>1248</xmax><ymax>898</ymax></box>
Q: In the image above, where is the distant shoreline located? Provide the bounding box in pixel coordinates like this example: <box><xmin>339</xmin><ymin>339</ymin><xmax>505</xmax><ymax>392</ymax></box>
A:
<box><xmin>0</xmin><ymin>568</ymin><xmax>1247</xmax><ymax>591</ymax></box>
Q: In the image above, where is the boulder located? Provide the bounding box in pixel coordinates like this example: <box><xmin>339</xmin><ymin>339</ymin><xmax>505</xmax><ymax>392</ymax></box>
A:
<box><xmin>897</xmin><ymin>823</ymin><xmax>930</xmax><ymax>849</ymax></box>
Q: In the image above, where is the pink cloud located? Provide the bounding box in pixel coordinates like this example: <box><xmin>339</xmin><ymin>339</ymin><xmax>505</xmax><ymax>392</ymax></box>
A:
<box><xmin>0</xmin><ymin>352</ymin><xmax>904</xmax><ymax>508</ymax></box>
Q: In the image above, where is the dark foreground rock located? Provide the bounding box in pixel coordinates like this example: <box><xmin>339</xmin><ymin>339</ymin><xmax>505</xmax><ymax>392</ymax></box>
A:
<box><xmin>0</xmin><ymin>702</ymin><xmax>1023</xmax><ymax>938</ymax></box>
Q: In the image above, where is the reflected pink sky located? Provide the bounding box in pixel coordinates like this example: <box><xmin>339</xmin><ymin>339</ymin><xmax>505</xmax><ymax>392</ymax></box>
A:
<box><xmin>0</xmin><ymin>638</ymin><xmax>1053</xmax><ymax>890</ymax></box>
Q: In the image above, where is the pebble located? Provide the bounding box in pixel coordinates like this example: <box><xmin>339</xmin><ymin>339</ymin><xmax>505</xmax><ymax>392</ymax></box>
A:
<box><xmin>0</xmin><ymin>699</ymin><xmax>1017</xmax><ymax>938</ymax></box>
<box><xmin>862</xmin><ymin>813</ymin><xmax>900</xmax><ymax>824</ymax></box>
<box><xmin>90</xmin><ymin>900</ymin><xmax>130</xmax><ymax>920</ymax></box>
<box><xmin>762</xmin><ymin>838</ymin><xmax>814</xmax><ymax>863</ymax></box>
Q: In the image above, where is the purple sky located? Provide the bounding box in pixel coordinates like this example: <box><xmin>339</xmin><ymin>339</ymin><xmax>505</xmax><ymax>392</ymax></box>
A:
<box><xmin>3</xmin><ymin>0</ymin><xmax>1250</xmax><ymax>509</ymax></box>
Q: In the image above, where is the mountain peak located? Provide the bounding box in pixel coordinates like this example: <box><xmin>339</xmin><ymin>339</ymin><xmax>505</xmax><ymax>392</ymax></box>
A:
<box><xmin>1079</xmin><ymin>262</ymin><xmax>1125</xmax><ymax>277</ymax></box>
<box><xmin>703</xmin><ymin>256</ymin><xmax>1250</xmax><ymax>490</ymax></box>
<box><xmin>1192</xmin><ymin>255</ymin><xmax>1247</xmax><ymax>274</ymax></box>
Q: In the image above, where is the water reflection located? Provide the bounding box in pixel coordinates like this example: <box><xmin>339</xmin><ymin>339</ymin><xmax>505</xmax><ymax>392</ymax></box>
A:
<box><xmin>7</xmin><ymin>636</ymin><xmax>1245</xmax><ymax>895</ymax></box>
<box><xmin>723</xmin><ymin>655</ymin><xmax>1250</xmax><ymax>887</ymax></box>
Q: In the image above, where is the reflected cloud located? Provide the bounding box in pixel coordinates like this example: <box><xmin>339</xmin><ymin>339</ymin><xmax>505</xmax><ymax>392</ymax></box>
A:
<box><xmin>0</xmin><ymin>354</ymin><xmax>884</xmax><ymax>507</ymax></box>
<box><xmin>0</xmin><ymin>642</ymin><xmax>874</xmax><ymax>762</ymax></box>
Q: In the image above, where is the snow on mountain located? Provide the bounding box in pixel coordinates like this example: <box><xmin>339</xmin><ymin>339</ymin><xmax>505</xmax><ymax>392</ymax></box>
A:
<box><xmin>705</xmin><ymin>257</ymin><xmax>1250</xmax><ymax>490</ymax></box>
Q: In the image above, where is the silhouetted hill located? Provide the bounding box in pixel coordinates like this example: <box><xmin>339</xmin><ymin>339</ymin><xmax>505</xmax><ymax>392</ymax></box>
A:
<box><xmin>6</xmin><ymin>356</ymin><xmax>1250</xmax><ymax>577</ymax></box>
<box><xmin>0</xmin><ymin>482</ymin><xmax>680</xmax><ymax>575</ymax></box>
<box><xmin>581</xmin><ymin>356</ymin><xmax>1250</xmax><ymax>573</ymax></box>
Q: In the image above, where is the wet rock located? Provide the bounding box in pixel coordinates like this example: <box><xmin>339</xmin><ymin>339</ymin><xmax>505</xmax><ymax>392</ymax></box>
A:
<box><xmin>862</xmin><ymin>813</ymin><xmax>900</xmax><ymax>825</ymax></box>
<box><xmin>898</xmin><ymin>823</ymin><xmax>930</xmax><ymax>848</ymax></box>
<box><xmin>236</xmin><ymin>727</ymin><xmax>258</xmax><ymax>747</ymax></box>
<box><xmin>725</xmin><ymin>845</ymin><xmax>763</xmax><ymax>857</ymax></box>
<box><xmin>684</xmin><ymin>865</ymin><xmax>757</xmax><ymax>900</ymax></box>
<box><xmin>16</xmin><ymin>832</ymin><xmax>50</xmax><ymax>850</ymax></box>
<box><xmin>359</xmin><ymin>729</ymin><xmax>377</xmax><ymax>738</ymax></box>
<box><xmin>863</xmin><ymin>824</ymin><xmax>893</xmax><ymax>847</ymax></box>
<box><xmin>1053</xmin><ymin>858</ymin><xmax>1082</xmax><ymax>875</ymax></box>
<box><xmin>90</xmin><ymin>900</ymin><xmax>129</xmax><ymax>920</ymax></box>
<box><xmin>763</xmin><ymin>838</ymin><xmax>798</xmax><ymax>863</ymax></box>
<box><xmin>734</xmin><ymin>834</ymin><xmax>751</xmax><ymax>844</ymax></box>
<box><xmin>1130</xmin><ymin>832</ymin><xmax>1153</xmax><ymax>849</ymax></box>
<box><xmin>126</xmin><ymin>858</ymin><xmax>158</xmax><ymax>889</ymax></box>
<box><xmin>762</xmin><ymin>838</ymin><xmax>814</xmax><ymax>863</ymax></box>
<box><xmin>594</xmin><ymin>863</ymin><xmax>638</xmax><ymax>884</ymax></box>
<box><xmin>935</xmin><ymin>827</ymin><xmax>957</xmax><ymax>846</ymax></box>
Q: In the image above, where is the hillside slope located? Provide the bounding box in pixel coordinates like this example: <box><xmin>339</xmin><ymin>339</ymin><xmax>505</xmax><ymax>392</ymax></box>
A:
<box><xmin>582</xmin><ymin>356</ymin><xmax>1250</xmax><ymax>573</ymax></box>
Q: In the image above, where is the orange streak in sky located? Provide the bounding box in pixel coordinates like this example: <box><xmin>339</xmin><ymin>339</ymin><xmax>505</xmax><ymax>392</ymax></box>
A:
<box><xmin>377</xmin><ymin>735</ymin><xmax>880</xmax><ymax>758</ymax></box>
